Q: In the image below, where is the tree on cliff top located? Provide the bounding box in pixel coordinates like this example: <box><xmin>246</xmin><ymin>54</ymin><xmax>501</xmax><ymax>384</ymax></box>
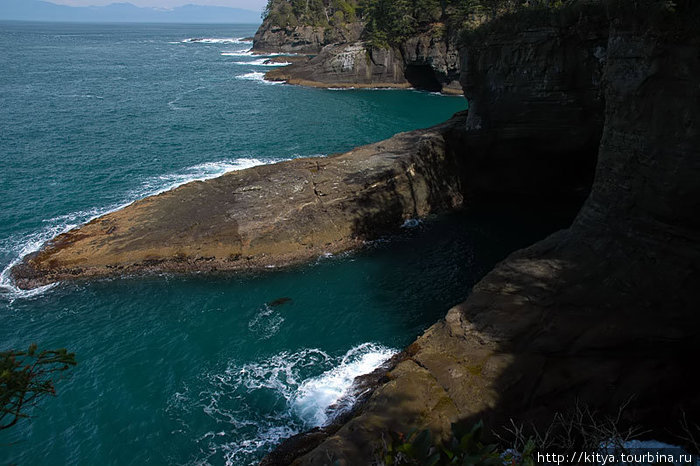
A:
<box><xmin>264</xmin><ymin>0</ymin><xmax>358</xmax><ymax>27</ymax></box>
<box><xmin>0</xmin><ymin>344</ymin><xmax>76</xmax><ymax>430</ymax></box>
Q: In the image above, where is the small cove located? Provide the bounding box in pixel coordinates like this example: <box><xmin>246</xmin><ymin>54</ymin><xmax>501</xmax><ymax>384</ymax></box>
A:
<box><xmin>0</xmin><ymin>21</ymin><xmax>573</xmax><ymax>464</ymax></box>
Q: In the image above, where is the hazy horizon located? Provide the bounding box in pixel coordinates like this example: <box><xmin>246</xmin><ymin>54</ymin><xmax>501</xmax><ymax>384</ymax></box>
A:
<box><xmin>0</xmin><ymin>0</ymin><xmax>264</xmax><ymax>23</ymax></box>
<box><xmin>47</xmin><ymin>0</ymin><xmax>266</xmax><ymax>7</ymax></box>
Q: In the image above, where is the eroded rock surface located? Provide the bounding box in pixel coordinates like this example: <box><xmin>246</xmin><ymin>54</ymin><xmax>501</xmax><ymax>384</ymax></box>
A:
<box><xmin>265</xmin><ymin>33</ymin><xmax>462</xmax><ymax>94</ymax></box>
<box><xmin>253</xmin><ymin>22</ymin><xmax>364</xmax><ymax>54</ymax></box>
<box><xmin>11</xmin><ymin>117</ymin><xmax>468</xmax><ymax>290</ymax></box>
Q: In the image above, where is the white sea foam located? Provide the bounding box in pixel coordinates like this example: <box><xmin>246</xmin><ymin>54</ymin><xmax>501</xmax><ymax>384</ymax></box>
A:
<box><xmin>0</xmin><ymin>158</ymin><xmax>275</xmax><ymax>301</ymax></box>
<box><xmin>172</xmin><ymin>342</ymin><xmax>396</xmax><ymax>464</ymax></box>
<box><xmin>219</xmin><ymin>424</ymin><xmax>298</xmax><ymax>466</ymax></box>
<box><xmin>182</xmin><ymin>37</ymin><xmax>252</xmax><ymax>44</ymax></box>
<box><xmin>248</xmin><ymin>304</ymin><xmax>284</xmax><ymax>340</ymax></box>
<box><xmin>131</xmin><ymin>158</ymin><xmax>269</xmax><ymax>199</ymax></box>
<box><xmin>58</xmin><ymin>93</ymin><xmax>104</xmax><ymax>99</ymax></box>
<box><xmin>401</xmin><ymin>218</ymin><xmax>421</xmax><ymax>229</ymax></box>
<box><xmin>222</xmin><ymin>50</ymin><xmax>298</xmax><ymax>58</ymax></box>
<box><xmin>291</xmin><ymin>342</ymin><xmax>396</xmax><ymax>426</ymax></box>
<box><xmin>235</xmin><ymin>72</ymin><xmax>282</xmax><ymax>85</ymax></box>
<box><xmin>221</xmin><ymin>49</ymin><xmax>254</xmax><ymax>57</ymax></box>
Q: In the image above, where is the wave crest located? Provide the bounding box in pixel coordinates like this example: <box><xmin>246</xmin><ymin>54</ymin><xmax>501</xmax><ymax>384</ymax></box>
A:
<box><xmin>167</xmin><ymin>343</ymin><xmax>397</xmax><ymax>464</ymax></box>
<box><xmin>182</xmin><ymin>37</ymin><xmax>252</xmax><ymax>45</ymax></box>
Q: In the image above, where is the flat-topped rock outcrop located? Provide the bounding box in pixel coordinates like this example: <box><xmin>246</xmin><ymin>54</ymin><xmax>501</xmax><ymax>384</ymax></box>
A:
<box><xmin>10</xmin><ymin>117</ymin><xmax>467</xmax><ymax>290</ymax></box>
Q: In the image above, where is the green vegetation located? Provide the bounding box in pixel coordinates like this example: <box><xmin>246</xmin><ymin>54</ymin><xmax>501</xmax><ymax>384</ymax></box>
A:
<box><xmin>381</xmin><ymin>400</ymin><xmax>700</xmax><ymax>465</ymax></box>
<box><xmin>262</xmin><ymin>0</ymin><xmax>698</xmax><ymax>49</ymax></box>
<box><xmin>1</xmin><ymin>344</ymin><xmax>76</xmax><ymax>430</ymax></box>
<box><xmin>261</xmin><ymin>0</ymin><xmax>601</xmax><ymax>48</ymax></box>
<box><xmin>383</xmin><ymin>420</ymin><xmax>523</xmax><ymax>465</ymax></box>
<box><xmin>264</xmin><ymin>0</ymin><xmax>357</xmax><ymax>28</ymax></box>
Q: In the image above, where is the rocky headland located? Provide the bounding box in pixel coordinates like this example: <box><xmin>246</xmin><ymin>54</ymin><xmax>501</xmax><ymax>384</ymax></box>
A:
<box><xmin>254</xmin><ymin>0</ymin><xmax>466</xmax><ymax>93</ymax></box>
<box><xmin>10</xmin><ymin>0</ymin><xmax>700</xmax><ymax>464</ymax></box>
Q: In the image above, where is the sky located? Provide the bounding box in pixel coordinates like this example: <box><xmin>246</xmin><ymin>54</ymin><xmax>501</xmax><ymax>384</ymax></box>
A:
<box><xmin>47</xmin><ymin>0</ymin><xmax>267</xmax><ymax>10</ymax></box>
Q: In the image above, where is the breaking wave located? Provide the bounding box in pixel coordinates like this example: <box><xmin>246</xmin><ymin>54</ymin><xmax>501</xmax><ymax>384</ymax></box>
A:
<box><xmin>168</xmin><ymin>343</ymin><xmax>396</xmax><ymax>465</ymax></box>
<box><xmin>221</xmin><ymin>49</ymin><xmax>254</xmax><ymax>57</ymax></box>
<box><xmin>181</xmin><ymin>37</ymin><xmax>252</xmax><ymax>44</ymax></box>
<box><xmin>235</xmin><ymin>72</ymin><xmax>283</xmax><ymax>85</ymax></box>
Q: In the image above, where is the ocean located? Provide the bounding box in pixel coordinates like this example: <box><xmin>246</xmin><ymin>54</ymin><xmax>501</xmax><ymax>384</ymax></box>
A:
<box><xmin>0</xmin><ymin>22</ymin><xmax>569</xmax><ymax>465</ymax></box>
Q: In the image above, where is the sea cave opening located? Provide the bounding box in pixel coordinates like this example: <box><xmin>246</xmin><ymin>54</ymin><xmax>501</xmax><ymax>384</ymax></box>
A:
<box><xmin>404</xmin><ymin>64</ymin><xmax>443</xmax><ymax>93</ymax></box>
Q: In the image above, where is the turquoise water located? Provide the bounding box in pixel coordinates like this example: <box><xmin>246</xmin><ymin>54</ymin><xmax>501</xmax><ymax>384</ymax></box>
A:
<box><xmin>0</xmin><ymin>22</ymin><xmax>568</xmax><ymax>465</ymax></box>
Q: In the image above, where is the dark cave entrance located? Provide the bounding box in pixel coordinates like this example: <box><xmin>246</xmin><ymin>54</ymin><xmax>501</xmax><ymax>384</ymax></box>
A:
<box><xmin>404</xmin><ymin>64</ymin><xmax>443</xmax><ymax>92</ymax></box>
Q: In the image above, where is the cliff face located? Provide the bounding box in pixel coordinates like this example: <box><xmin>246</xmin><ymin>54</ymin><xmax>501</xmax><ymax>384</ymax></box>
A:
<box><xmin>274</xmin><ymin>7</ymin><xmax>700</xmax><ymax>465</ymax></box>
<box><xmin>255</xmin><ymin>0</ymin><xmax>465</xmax><ymax>93</ymax></box>
<box><xmin>459</xmin><ymin>6</ymin><xmax>608</xmax><ymax>198</ymax></box>
<box><xmin>251</xmin><ymin>0</ymin><xmax>364</xmax><ymax>53</ymax></box>
<box><xmin>264</xmin><ymin>30</ymin><xmax>462</xmax><ymax>93</ymax></box>
<box><xmin>253</xmin><ymin>22</ymin><xmax>363</xmax><ymax>54</ymax></box>
<box><xmin>265</xmin><ymin>42</ymin><xmax>411</xmax><ymax>89</ymax></box>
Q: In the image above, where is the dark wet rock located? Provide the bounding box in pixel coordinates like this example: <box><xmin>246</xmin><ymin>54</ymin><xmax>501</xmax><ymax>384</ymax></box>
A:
<box><xmin>268</xmin><ymin>297</ymin><xmax>292</xmax><ymax>307</ymax></box>
<box><xmin>263</xmin><ymin>55</ymin><xmax>309</xmax><ymax>65</ymax></box>
<box><xmin>265</xmin><ymin>42</ymin><xmax>411</xmax><ymax>90</ymax></box>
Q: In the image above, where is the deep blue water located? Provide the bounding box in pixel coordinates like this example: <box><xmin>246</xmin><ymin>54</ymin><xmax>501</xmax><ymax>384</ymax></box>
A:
<box><xmin>0</xmin><ymin>22</ymin><xmax>567</xmax><ymax>465</ymax></box>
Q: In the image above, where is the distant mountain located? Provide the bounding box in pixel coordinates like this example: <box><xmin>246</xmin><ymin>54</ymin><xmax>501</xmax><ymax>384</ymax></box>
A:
<box><xmin>0</xmin><ymin>0</ymin><xmax>262</xmax><ymax>23</ymax></box>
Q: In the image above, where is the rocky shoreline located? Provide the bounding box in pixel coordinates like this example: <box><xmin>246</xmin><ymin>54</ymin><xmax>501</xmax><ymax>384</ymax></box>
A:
<box><xmin>8</xmin><ymin>1</ymin><xmax>700</xmax><ymax>464</ymax></box>
<box><xmin>252</xmin><ymin>0</ymin><xmax>464</xmax><ymax>94</ymax></box>
<box><xmin>259</xmin><ymin>4</ymin><xmax>700</xmax><ymax>465</ymax></box>
<box><xmin>261</xmin><ymin>39</ymin><xmax>463</xmax><ymax>94</ymax></box>
<box><xmin>10</xmin><ymin>116</ymin><xmax>469</xmax><ymax>290</ymax></box>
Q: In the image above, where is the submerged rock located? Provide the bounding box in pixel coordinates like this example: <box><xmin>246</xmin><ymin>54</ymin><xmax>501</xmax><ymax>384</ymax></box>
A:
<box><xmin>268</xmin><ymin>297</ymin><xmax>292</xmax><ymax>307</ymax></box>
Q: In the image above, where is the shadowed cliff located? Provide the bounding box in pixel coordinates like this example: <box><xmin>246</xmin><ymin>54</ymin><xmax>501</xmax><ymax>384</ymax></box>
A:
<box><xmin>271</xmin><ymin>3</ymin><xmax>700</xmax><ymax>464</ymax></box>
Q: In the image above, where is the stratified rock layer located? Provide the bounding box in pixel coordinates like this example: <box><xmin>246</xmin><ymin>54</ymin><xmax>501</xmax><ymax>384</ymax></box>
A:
<box><xmin>253</xmin><ymin>22</ymin><xmax>363</xmax><ymax>54</ymax></box>
<box><xmin>265</xmin><ymin>33</ymin><xmax>463</xmax><ymax>94</ymax></box>
<box><xmin>10</xmin><ymin>117</ymin><xmax>468</xmax><ymax>290</ymax></box>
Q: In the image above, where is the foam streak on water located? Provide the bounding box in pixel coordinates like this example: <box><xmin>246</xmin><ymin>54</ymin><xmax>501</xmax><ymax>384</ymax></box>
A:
<box><xmin>222</xmin><ymin>50</ymin><xmax>297</xmax><ymax>58</ymax></box>
<box><xmin>220</xmin><ymin>50</ymin><xmax>254</xmax><ymax>57</ymax></box>
<box><xmin>181</xmin><ymin>37</ymin><xmax>252</xmax><ymax>44</ymax></box>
